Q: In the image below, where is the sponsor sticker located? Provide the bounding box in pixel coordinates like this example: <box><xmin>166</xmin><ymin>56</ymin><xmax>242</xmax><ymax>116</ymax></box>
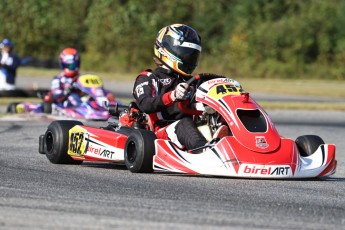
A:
<box><xmin>255</xmin><ymin>136</ymin><xmax>269</xmax><ymax>149</ymax></box>
<box><xmin>240</xmin><ymin>164</ymin><xmax>291</xmax><ymax>177</ymax></box>
<box><xmin>135</xmin><ymin>81</ymin><xmax>148</xmax><ymax>97</ymax></box>
<box><xmin>87</xmin><ymin>144</ymin><xmax>115</xmax><ymax>159</ymax></box>
<box><xmin>159</xmin><ymin>78</ymin><xmax>172</xmax><ymax>86</ymax></box>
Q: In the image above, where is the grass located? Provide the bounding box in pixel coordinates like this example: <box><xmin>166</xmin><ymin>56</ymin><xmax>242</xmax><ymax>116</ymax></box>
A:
<box><xmin>241</xmin><ymin>78</ymin><xmax>345</xmax><ymax>99</ymax></box>
<box><xmin>18</xmin><ymin>67</ymin><xmax>345</xmax><ymax>98</ymax></box>
<box><xmin>1</xmin><ymin>98</ymin><xmax>42</xmax><ymax>104</ymax></box>
<box><xmin>258</xmin><ymin>101</ymin><xmax>345</xmax><ymax>111</ymax></box>
<box><xmin>18</xmin><ymin>67</ymin><xmax>134</xmax><ymax>82</ymax></box>
<box><xmin>9</xmin><ymin>67</ymin><xmax>345</xmax><ymax>111</ymax></box>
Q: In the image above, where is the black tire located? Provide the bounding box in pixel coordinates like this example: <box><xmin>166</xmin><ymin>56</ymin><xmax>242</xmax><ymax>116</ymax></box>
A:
<box><xmin>6</xmin><ymin>102</ymin><xmax>20</xmax><ymax>113</ymax></box>
<box><xmin>295</xmin><ymin>135</ymin><xmax>325</xmax><ymax>157</ymax></box>
<box><xmin>124</xmin><ymin>129</ymin><xmax>156</xmax><ymax>173</ymax></box>
<box><xmin>42</xmin><ymin>101</ymin><xmax>52</xmax><ymax>113</ymax></box>
<box><xmin>117</xmin><ymin>126</ymin><xmax>134</xmax><ymax>136</ymax></box>
<box><xmin>44</xmin><ymin>120</ymin><xmax>83</xmax><ymax>164</ymax></box>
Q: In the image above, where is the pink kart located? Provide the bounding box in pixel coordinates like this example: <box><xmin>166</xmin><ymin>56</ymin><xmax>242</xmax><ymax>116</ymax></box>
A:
<box><xmin>7</xmin><ymin>74</ymin><xmax>119</xmax><ymax>120</ymax></box>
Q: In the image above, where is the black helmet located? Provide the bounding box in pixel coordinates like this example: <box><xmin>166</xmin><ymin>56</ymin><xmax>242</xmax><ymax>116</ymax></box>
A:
<box><xmin>154</xmin><ymin>24</ymin><xmax>202</xmax><ymax>77</ymax></box>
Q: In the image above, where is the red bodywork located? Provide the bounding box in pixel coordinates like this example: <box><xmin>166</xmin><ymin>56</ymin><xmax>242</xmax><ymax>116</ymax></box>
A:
<box><xmin>68</xmin><ymin>78</ymin><xmax>336</xmax><ymax>178</ymax></box>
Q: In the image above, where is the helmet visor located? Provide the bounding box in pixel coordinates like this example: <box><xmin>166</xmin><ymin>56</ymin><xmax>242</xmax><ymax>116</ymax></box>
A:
<box><xmin>178</xmin><ymin>48</ymin><xmax>200</xmax><ymax>74</ymax></box>
<box><xmin>163</xmin><ymin>35</ymin><xmax>201</xmax><ymax>75</ymax></box>
<box><xmin>62</xmin><ymin>62</ymin><xmax>79</xmax><ymax>71</ymax></box>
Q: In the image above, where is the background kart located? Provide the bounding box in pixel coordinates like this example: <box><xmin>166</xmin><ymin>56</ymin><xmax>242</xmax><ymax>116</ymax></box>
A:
<box><xmin>7</xmin><ymin>74</ymin><xmax>119</xmax><ymax>120</ymax></box>
<box><xmin>39</xmin><ymin>74</ymin><xmax>337</xmax><ymax>179</ymax></box>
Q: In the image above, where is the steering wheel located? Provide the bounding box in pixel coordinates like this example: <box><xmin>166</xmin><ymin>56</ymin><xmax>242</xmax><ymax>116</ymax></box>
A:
<box><xmin>177</xmin><ymin>73</ymin><xmax>228</xmax><ymax>115</ymax></box>
<box><xmin>177</xmin><ymin>75</ymin><xmax>200</xmax><ymax>115</ymax></box>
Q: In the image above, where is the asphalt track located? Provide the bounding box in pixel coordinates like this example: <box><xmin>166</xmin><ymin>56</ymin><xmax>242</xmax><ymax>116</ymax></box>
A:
<box><xmin>0</xmin><ymin>109</ymin><xmax>344</xmax><ymax>229</ymax></box>
<box><xmin>1</xmin><ymin>76</ymin><xmax>345</xmax><ymax>229</ymax></box>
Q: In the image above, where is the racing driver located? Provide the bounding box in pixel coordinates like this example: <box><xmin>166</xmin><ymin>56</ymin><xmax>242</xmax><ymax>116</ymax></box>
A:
<box><xmin>132</xmin><ymin>24</ymin><xmax>226</xmax><ymax>152</ymax></box>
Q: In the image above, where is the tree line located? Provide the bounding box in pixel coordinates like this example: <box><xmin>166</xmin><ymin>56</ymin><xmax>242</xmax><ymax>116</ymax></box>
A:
<box><xmin>1</xmin><ymin>0</ymin><xmax>344</xmax><ymax>80</ymax></box>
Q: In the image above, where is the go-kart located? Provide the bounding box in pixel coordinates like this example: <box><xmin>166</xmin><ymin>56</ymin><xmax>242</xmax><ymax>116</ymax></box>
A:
<box><xmin>7</xmin><ymin>74</ymin><xmax>119</xmax><ymax>120</ymax></box>
<box><xmin>38</xmin><ymin>74</ymin><xmax>337</xmax><ymax>178</ymax></box>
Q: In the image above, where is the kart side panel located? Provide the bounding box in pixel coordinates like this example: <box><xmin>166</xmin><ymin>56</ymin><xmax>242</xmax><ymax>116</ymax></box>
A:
<box><xmin>68</xmin><ymin>125</ymin><xmax>127</xmax><ymax>163</ymax></box>
<box><xmin>153</xmin><ymin>137</ymin><xmax>336</xmax><ymax>178</ymax></box>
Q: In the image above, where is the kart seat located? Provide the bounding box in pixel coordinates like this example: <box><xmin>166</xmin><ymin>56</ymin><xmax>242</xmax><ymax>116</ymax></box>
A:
<box><xmin>212</xmin><ymin>125</ymin><xmax>231</xmax><ymax>139</ymax></box>
<box><xmin>197</xmin><ymin>124</ymin><xmax>231</xmax><ymax>142</ymax></box>
<box><xmin>197</xmin><ymin>123</ymin><xmax>213</xmax><ymax>142</ymax></box>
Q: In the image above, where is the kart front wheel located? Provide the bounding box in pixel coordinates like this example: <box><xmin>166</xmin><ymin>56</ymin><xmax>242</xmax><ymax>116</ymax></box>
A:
<box><xmin>44</xmin><ymin>120</ymin><xmax>83</xmax><ymax>164</ymax></box>
<box><xmin>295</xmin><ymin>135</ymin><xmax>325</xmax><ymax>157</ymax></box>
<box><xmin>124</xmin><ymin>129</ymin><xmax>156</xmax><ymax>173</ymax></box>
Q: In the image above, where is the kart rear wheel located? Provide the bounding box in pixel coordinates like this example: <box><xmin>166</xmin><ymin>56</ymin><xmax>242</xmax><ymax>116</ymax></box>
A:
<box><xmin>7</xmin><ymin>102</ymin><xmax>20</xmax><ymax>113</ymax></box>
<box><xmin>44</xmin><ymin>120</ymin><xmax>83</xmax><ymax>164</ymax></box>
<box><xmin>295</xmin><ymin>135</ymin><xmax>325</xmax><ymax>157</ymax></box>
<box><xmin>124</xmin><ymin>129</ymin><xmax>156</xmax><ymax>173</ymax></box>
<box><xmin>42</xmin><ymin>101</ymin><xmax>52</xmax><ymax>114</ymax></box>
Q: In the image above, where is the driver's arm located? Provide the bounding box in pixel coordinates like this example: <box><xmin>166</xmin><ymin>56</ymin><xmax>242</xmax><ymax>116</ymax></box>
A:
<box><xmin>50</xmin><ymin>77</ymin><xmax>65</xmax><ymax>100</ymax></box>
<box><xmin>133</xmin><ymin>75</ymin><xmax>174</xmax><ymax>114</ymax></box>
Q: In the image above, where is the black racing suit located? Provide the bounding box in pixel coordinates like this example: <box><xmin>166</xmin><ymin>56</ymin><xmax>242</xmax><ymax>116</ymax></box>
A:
<box><xmin>132</xmin><ymin>67</ymin><xmax>207</xmax><ymax>150</ymax></box>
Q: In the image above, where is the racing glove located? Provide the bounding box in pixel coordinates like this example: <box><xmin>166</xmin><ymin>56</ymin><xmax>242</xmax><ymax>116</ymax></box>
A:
<box><xmin>63</xmin><ymin>82</ymin><xmax>77</xmax><ymax>96</ymax></box>
<box><xmin>63</xmin><ymin>87</ymin><xmax>71</xmax><ymax>96</ymax></box>
<box><xmin>171</xmin><ymin>82</ymin><xmax>189</xmax><ymax>101</ymax></box>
